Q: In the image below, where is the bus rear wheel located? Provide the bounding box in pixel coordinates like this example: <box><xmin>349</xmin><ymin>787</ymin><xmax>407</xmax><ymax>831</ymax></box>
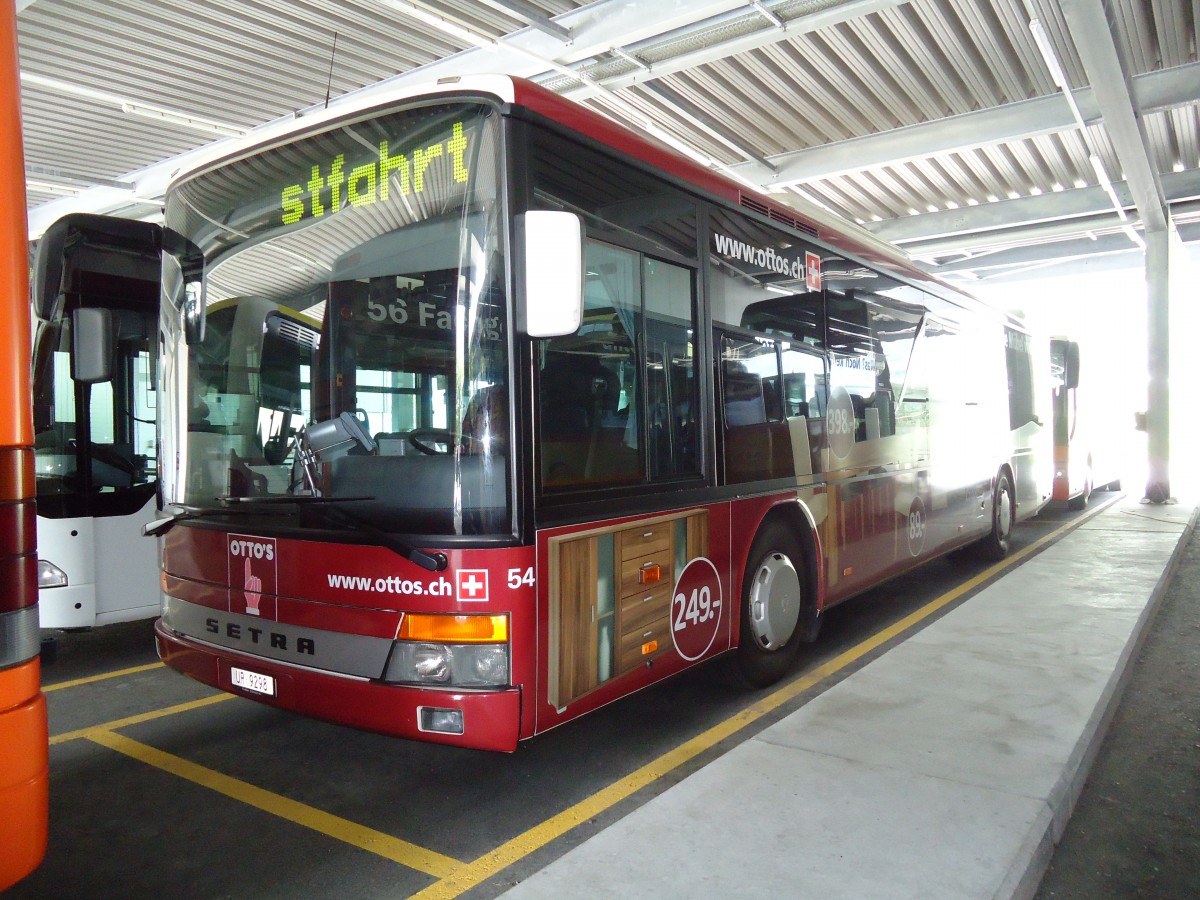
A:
<box><xmin>1068</xmin><ymin>463</ymin><xmax>1092</xmax><ymax>511</ymax></box>
<box><xmin>977</xmin><ymin>471</ymin><xmax>1015</xmax><ymax>560</ymax></box>
<box><xmin>730</xmin><ymin>521</ymin><xmax>812</xmax><ymax>688</ymax></box>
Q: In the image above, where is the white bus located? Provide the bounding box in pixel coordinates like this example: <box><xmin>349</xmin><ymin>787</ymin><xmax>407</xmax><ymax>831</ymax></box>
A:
<box><xmin>31</xmin><ymin>214</ymin><xmax>162</xmax><ymax>629</ymax></box>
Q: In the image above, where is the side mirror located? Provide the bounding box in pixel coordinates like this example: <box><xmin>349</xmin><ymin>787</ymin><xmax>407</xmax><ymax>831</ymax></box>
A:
<box><xmin>1064</xmin><ymin>340</ymin><xmax>1080</xmax><ymax>390</ymax></box>
<box><xmin>519</xmin><ymin>210</ymin><xmax>583</xmax><ymax>338</ymax></box>
<box><xmin>163</xmin><ymin>229</ymin><xmax>206</xmax><ymax>345</ymax></box>
<box><xmin>71</xmin><ymin>307</ymin><xmax>113</xmax><ymax>384</ymax></box>
<box><xmin>183</xmin><ymin>283</ymin><xmax>206</xmax><ymax>345</ymax></box>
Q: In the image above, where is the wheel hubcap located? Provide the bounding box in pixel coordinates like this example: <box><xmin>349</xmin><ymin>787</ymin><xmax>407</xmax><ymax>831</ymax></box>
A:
<box><xmin>748</xmin><ymin>552</ymin><xmax>801</xmax><ymax>651</ymax></box>
<box><xmin>998</xmin><ymin>487</ymin><xmax>1013</xmax><ymax>539</ymax></box>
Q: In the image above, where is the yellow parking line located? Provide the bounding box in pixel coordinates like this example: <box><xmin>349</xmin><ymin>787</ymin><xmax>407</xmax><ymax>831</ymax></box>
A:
<box><xmin>89</xmin><ymin>730</ymin><xmax>462</xmax><ymax>879</ymax></box>
<box><xmin>44</xmin><ymin>662</ymin><xmax>165</xmax><ymax>692</ymax></box>
<box><xmin>412</xmin><ymin>510</ymin><xmax>1090</xmax><ymax>899</ymax></box>
<box><xmin>51</xmin><ymin>693</ymin><xmax>236</xmax><ymax>744</ymax></box>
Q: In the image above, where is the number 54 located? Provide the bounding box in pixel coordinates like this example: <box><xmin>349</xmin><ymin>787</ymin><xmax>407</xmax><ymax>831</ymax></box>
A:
<box><xmin>507</xmin><ymin>567</ymin><xmax>535</xmax><ymax>589</ymax></box>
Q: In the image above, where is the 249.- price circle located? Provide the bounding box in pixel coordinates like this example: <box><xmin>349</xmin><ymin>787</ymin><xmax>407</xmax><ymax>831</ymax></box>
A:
<box><xmin>671</xmin><ymin>557</ymin><xmax>724</xmax><ymax>661</ymax></box>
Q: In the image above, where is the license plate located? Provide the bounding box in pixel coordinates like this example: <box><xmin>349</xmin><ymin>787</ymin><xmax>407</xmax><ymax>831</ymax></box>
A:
<box><xmin>230</xmin><ymin>666</ymin><xmax>276</xmax><ymax>697</ymax></box>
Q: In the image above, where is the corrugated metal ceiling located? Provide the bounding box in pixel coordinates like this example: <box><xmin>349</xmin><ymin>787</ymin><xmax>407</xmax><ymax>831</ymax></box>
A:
<box><xmin>15</xmin><ymin>0</ymin><xmax>1200</xmax><ymax>285</ymax></box>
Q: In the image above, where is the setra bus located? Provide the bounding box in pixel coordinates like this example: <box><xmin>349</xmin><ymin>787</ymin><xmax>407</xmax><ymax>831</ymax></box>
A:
<box><xmin>142</xmin><ymin>75</ymin><xmax>1051</xmax><ymax>751</ymax></box>
<box><xmin>0</xmin><ymin>0</ymin><xmax>49</xmax><ymax>887</ymax></box>
<box><xmin>31</xmin><ymin>214</ymin><xmax>162</xmax><ymax>629</ymax></box>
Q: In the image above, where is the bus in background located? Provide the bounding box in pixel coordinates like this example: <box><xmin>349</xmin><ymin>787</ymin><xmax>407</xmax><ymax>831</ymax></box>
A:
<box><xmin>0</xmin><ymin>0</ymin><xmax>49</xmax><ymax>888</ymax></box>
<box><xmin>31</xmin><ymin>214</ymin><xmax>162</xmax><ymax>629</ymax></box>
<box><xmin>138</xmin><ymin>74</ymin><xmax>1049</xmax><ymax>751</ymax></box>
<box><xmin>1051</xmin><ymin>336</ymin><xmax>1121</xmax><ymax>510</ymax></box>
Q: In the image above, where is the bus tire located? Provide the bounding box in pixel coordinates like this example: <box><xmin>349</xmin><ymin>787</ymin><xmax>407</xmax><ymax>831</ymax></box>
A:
<box><xmin>977</xmin><ymin>471</ymin><xmax>1015</xmax><ymax>560</ymax></box>
<box><xmin>1068</xmin><ymin>463</ymin><xmax>1092</xmax><ymax>511</ymax></box>
<box><xmin>730</xmin><ymin>521</ymin><xmax>810</xmax><ymax>688</ymax></box>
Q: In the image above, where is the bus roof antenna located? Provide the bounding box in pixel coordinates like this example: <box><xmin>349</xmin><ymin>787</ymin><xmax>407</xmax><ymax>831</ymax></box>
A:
<box><xmin>324</xmin><ymin>32</ymin><xmax>339</xmax><ymax>109</ymax></box>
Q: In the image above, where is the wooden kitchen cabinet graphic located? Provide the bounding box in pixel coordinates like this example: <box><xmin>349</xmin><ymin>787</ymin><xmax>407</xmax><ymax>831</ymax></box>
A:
<box><xmin>550</xmin><ymin>509</ymin><xmax>708</xmax><ymax>708</ymax></box>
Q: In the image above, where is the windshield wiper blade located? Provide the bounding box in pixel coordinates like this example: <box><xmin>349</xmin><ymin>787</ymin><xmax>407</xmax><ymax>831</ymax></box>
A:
<box><xmin>303</xmin><ymin>502</ymin><xmax>448</xmax><ymax>572</ymax></box>
<box><xmin>143</xmin><ymin>505</ymin><xmax>227</xmax><ymax>537</ymax></box>
<box><xmin>142</xmin><ymin>496</ymin><xmax>365</xmax><ymax>537</ymax></box>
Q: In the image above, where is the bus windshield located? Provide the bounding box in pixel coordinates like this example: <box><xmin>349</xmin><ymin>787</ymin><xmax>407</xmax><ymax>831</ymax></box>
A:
<box><xmin>161</xmin><ymin>101</ymin><xmax>509</xmax><ymax>536</ymax></box>
<box><xmin>32</xmin><ymin>296</ymin><xmax>157</xmax><ymax>517</ymax></box>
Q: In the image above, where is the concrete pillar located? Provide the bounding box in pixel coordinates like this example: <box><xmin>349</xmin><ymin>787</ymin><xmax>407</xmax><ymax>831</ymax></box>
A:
<box><xmin>1144</xmin><ymin>228</ymin><xmax>1170</xmax><ymax>502</ymax></box>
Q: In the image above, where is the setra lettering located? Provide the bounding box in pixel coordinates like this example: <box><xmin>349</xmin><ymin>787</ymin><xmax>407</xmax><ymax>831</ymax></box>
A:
<box><xmin>201</xmin><ymin>616</ymin><xmax>315</xmax><ymax>656</ymax></box>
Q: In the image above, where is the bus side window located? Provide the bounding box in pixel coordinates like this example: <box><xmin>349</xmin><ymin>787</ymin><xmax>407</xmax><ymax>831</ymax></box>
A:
<box><xmin>723</xmin><ymin>363</ymin><xmax>767</xmax><ymax>426</ymax></box>
<box><xmin>538</xmin><ymin>240</ymin><xmax>642</xmax><ymax>489</ymax></box>
<box><xmin>721</xmin><ymin>335</ymin><xmax>792</xmax><ymax>483</ymax></box>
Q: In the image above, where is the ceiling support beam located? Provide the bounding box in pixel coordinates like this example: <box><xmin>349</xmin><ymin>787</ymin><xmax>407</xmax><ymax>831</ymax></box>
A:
<box><xmin>724</xmin><ymin>62</ymin><xmax>1199</xmax><ymax>188</ymax></box>
<box><xmin>1057</xmin><ymin>0</ymin><xmax>1168</xmax><ymax>234</ymax></box>
<box><xmin>869</xmin><ymin>169</ymin><xmax>1200</xmax><ymax>245</ymax></box>
<box><xmin>481</xmin><ymin>0</ymin><xmax>571</xmax><ymax>42</ymax></box>
<box><xmin>561</xmin><ymin>0</ymin><xmax>910</xmax><ymax>94</ymax></box>
<box><xmin>931</xmin><ymin>230</ymin><xmax>1142</xmax><ymax>275</ymax></box>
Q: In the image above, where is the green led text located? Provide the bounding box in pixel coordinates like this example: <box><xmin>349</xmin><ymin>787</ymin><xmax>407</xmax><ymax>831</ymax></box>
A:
<box><xmin>281</xmin><ymin>120</ymin><xmax>468</xmax><ymax>224</ymax></box>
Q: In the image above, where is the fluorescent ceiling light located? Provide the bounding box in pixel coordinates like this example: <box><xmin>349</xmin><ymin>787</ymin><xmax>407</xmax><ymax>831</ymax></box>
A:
<box><xmin>1029</xmin><ymin>19</ymin><xmax>1068</xmax><ymax>91</ymax></box>
<box><xmin>120</xmin><ymin>103</ymin><xmax>244</xmax><ymax>137</ymax></box>
<box><xmin>25</xmin><ymin>179</ymin><xmax>81</xmax><ymax>196</ymax></box>
<box><xmin>21</xmin><ymin>71</ymin><xmax>244</xmax><ymax>137</ymax></box>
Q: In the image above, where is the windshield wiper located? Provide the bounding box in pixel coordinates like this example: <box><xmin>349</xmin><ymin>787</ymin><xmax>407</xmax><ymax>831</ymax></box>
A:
<box><xmin>145</xmin><ymin>496</ymin><xmax>448</xmax><ymax>572</ymax></box>
<box><xmin>298</xmin><ymin>501</ymin><xmax>448</xmax><ymax>572</ymax></box>
<box><xmin>143</xmin><ymin>497</ymin><xmax>313</xmax><ymax>536</ymax></box>
<box><xmin>143</xmin><ymin>504</ymin><xmax>237</xmax><ymax>537</ymax></box>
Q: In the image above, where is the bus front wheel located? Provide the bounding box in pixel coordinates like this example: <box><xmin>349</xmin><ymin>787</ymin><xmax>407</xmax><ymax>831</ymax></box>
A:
<box><xmin>978</xmin><ymin>472</ymin><xmax>1015</xmax><ymax>560</ymax></box>
<box><xmin>730</xmin><ymin>521</ymin><xmax>812</xmax><ymax>688</ymax></box>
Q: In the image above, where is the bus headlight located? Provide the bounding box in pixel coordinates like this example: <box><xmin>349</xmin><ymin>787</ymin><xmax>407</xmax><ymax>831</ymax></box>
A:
<box><xmin>384</xmin><ymin>642</ymin><xmax>509</xmax><ymax>687</ymax></box>
<box><xmin>411</xmin><ymin>643</ymin><xmax>451</xmax><ymax>682</ymax></box>
<box><xmin>383</xmin><ymin>613</ymin><xmax>510</xmax><ymax>688</ymax></box>
<box><xmin>37</xmin><ymin>560</ymin><xmax>68</xmax><ymax>589</ymax></box>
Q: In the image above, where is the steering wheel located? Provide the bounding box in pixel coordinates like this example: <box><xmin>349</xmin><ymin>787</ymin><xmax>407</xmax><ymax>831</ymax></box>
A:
<box><xmin>408</xmin><ymin>428</ymin><xmax>455</xmax><ymax>455</ymax></box>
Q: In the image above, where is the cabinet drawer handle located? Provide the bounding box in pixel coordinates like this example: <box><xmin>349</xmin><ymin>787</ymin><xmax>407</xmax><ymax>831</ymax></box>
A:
<box><xmin>642</xmin><ymin>531</ymin><xmax>654</xmax><ymax>538</ymax></box>
<box><xmin>639</xmin><ymin>562</ymin><xmax>662</xmax><ymax>585</ymax></box>
<box><xmin>643</xmin><ymin>630</ymin><xmax>654</xmax><ymax>638</ymax></box>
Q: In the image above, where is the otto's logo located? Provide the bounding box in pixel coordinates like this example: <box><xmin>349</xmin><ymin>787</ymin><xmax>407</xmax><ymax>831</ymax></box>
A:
<box><xmin>229</xmin><ymin>539</ymin><xmax>275</xmax><ymax>561</ymax></box>
<box><xmin>228</xmin><ymin>534</ymin><xmax>278</xmax><ymax>619</ymax></box>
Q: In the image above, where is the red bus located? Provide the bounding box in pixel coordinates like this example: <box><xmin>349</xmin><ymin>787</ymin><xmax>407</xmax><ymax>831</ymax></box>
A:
<box><xmin>0</xmin><ymin>0</ymin><xmax>50</xmax><ymax>888</ymax></box>
<box><xmin>143</xmin><ymin>75</ymin><xmax>1050</xmax><ymax>751</ymax></box>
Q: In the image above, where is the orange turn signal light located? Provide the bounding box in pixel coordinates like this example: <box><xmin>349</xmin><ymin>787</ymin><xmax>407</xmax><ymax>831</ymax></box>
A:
<box><xmin>397</xmin><ymin>613</ymin><xmax>508</xmax><ymax>643</ymax></box>
<box><xmin>639</xmin><ymin>563</ymin><xmax>661</xmax><ymax>585</ymax></box>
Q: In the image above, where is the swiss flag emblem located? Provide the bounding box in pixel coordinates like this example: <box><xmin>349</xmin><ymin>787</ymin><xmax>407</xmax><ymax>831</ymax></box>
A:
<box><xmin>456</xmin><ymin>570</ymin><xmax>489</xmax><ymax>602</ymax></box>
<box><xmin>806</xmin><ymin>252</ymin><xmax>822</xmax><ymax>292</ymax></box>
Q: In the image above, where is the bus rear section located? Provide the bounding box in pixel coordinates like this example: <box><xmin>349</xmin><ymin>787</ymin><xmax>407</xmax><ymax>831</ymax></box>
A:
<box><xmin>1051</xmin><ymin>336</ymin><xmax>1121</xmax><ymax>509</ymax></box>
<box><xmin>31</xmin><ymin>214</ymin><xmax>163</xmax><ymax>629</ymax></box>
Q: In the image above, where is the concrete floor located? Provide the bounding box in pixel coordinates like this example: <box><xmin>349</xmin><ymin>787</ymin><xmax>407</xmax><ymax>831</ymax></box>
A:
<box><xmin>1035</xmin><ymin>505</ymin><xmax>1200</xmax><ymax>898</ymax></box>
<box><xmin>501</xmin><ymin>494</ymin><xmax>1196</xmax><ymax>900</ymax></box>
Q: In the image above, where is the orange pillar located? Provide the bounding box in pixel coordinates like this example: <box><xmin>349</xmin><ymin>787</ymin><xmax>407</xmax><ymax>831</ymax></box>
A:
<box><xmin>0</xmin><ymin>0</ymin><xmax>49</xmax><ymax>890</ymax></box>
